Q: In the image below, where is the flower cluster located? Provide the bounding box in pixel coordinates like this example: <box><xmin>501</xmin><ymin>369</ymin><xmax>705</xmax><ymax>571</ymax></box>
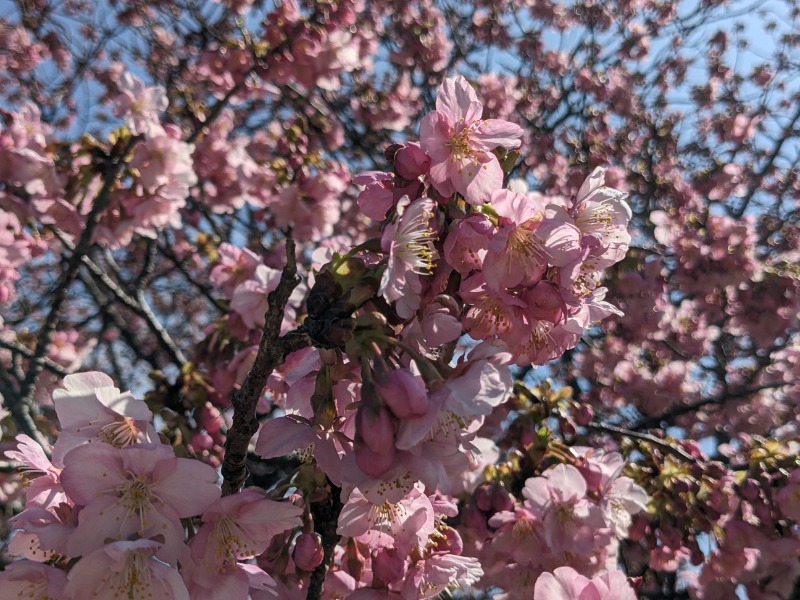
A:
<box><xmin>471</xmin><ymin>457</ymin><xmax>646</xmax><ymax>598</ymax></box>
<box><xmin>227</xmin><ymin>76</ymin><xmax>640</xmax><ymax>597</ymax></box>
<box><xmin>1</xmin><ymin>373</ymin><xmax>303</xmax><ymax>599</ymax></box>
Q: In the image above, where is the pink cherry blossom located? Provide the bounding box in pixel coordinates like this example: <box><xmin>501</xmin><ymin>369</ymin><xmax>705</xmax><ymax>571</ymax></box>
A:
<box><xmin>255</xmin><ymin>415</ymin><xmax>346</xmax><ymax>485</ymax></box>
<box><xmin>113</xmin><ymin>72</ymin><xmax>169</xmax><ymax>135</ymax></box>
<box><xmin>64</xmin><ymin>539</ymin><xmax>189</xmax><ymax>600</ymax></box>
<box><xmin>534</xmin><ymin>567</ymin><xmax>636</xmax><ymax>600</ymax></box>
<box><xmin>379</xmin><ymin>196</ymin><xmax>439</xmax><ymax>317</ymax></box>
<box><xmin>420</xmin><ymin>76</ymin><xmax>523</xmax><ymax>204</ymax></box>
<box><xmin>0</xmin><ymin>561</ymin><xmax>68</xmax><ymax>599</ymax></box>
<box><xmin>52</xmin><ymin>371</ymin><xmax>157</xmax><ymax>449</ymax></box>
<box><xmin>337</xmin><ymin>486</ymin><xmax>435</xmax><ymax>554</ymax></box>
<box><xmin>523</xmin><ymin>464</ymin><xmax>607</xmax><ymax>555</ymax></box>
<box><xmin>61</xmin><ymin>442</ymin><xmax>220</xmax><ymax>561</ymax></box>
<box><xmin>190</xmin><ymin>486</ymin><xmax>303</xmax><ymax>566</ymax></box>
<box><xmin>3</xmin><ymin>434</ymin><xmax>66</xmax><ymax>509</ymax></box>
<box><xmin>483</xmin><ymin>189</ymin><xmax>581</xmax><ymax>292</ymax></box>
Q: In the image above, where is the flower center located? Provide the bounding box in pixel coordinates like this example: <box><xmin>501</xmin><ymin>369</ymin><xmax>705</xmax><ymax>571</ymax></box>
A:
<box><xmin>113</xmin><ymin>551</ymin><xmax>153</xmax><ymax>597</ymax></box>
<box><xmin>117</xmin><ymin>477</ymin><xmax>154</xmax><ymax>515</ymax></box>
<box><xmin>555</xmin><ymin>504</ymin><xmax>575</xmax><ymax>525</ymax></box>
<box><xmin>512</xmin><ymin>517</ymin><xmax>537</xmax><ymax>543</ymax></box>
<box><xmin>212</xmin><ymin>514</ymin><xmax>255</xmax><ymax>564</ymax></box>
<box><xmin>448</xmin><ymin>125</ymin><xmax>476</xmax><ymax>162</ymax></box>
<box><xmin>508</xmin><ymin>221</ymin><xmax>549</xmax><ymax>263</ymax></box>
<box><xmin>368</xmin><ymin>500</ymin><xmax>408</xmax><ymax>533</ymax></box>
<box><xmin>395</xmin><ymin>205</ymin><xmax>438</xmax><ymax>273</ymax></box>
<box><xmin>99</xmin><ymin>418</ymin><xmax>140</xmax><ymax>447</ymax></box>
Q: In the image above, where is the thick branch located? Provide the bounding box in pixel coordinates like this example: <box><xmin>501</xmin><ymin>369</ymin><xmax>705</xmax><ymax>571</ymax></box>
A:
<box><xmin>307</xmin><ymin>482</ymin><xmax>343</xmax><ymax>600</ymax></box>
<box><xmin>220</xmin><ymin>237</ymin><xmax>308</xmax><ymax>496</ymax></box>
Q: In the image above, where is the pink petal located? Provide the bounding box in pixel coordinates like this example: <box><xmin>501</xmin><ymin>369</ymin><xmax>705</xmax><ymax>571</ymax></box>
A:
<box><xmin>435</xmin><ymin>76</ymin><xmax>482</xmax><ymax>124</ymax></box>
<box><xmin>5</xmin><ymin>434</ymin><xmax>54</xmax><ymax>473</ymax></box>
<box><xmin>457</xmin><ymin>155</ymin><xmax>504</xmax><ymax>205</ymax></box>
<box><xmin>254</xmin><ymin>417</ymin><xmax>314</xmax><ymax>458</ymax></box>
<box><xmin>60</xmin><ymin>444</ymin><xmax>127</xmax><ymax>504</ymax></box>
<box><xmin>419</xmin><ymin>112</ymin><xmax>454</xmax><ymax>163</ymax></box>
<box><xmin>577</xmin><ymin>166</ymin><xmax>607</xmax><ymax>202</ymax></box>
<box><xmin>546</xmin><ymin>464</ymin><xmax>587</xmax><ymax>501</ymax></box>
<box><xmin>152</xmin><ymin>457</ymin><xmax>221</xmax><ymax>518</ymax></box>
<box><xmin>428</xmin><ymin>161</ymin><xmax>455</xmax><ymax>197</ymax></box>
<box><xmin>534</xmin><ymin>568</ymin><xmax>592</xmax><ymax>600</ymax></box>
<box><xmin>490</xmin><ymin>189</ymin><xmax>544</xmax><ymax>223</ymax></box>
<box><xmin>472</xmin><ymin>119</ymin><xmax>524</xmax><ymax>150</ymax></box>
<box><xmin>539</xmin><ymin>220</ymin><xmax>581</xmax><ymax>267</ymax></box>
<box><xmin>54</xmin><ymin>372</ymin><xmax>115</xmax><ymax>398</ymax></box>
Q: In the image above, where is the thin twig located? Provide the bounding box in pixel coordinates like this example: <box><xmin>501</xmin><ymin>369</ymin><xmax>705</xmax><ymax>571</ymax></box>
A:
<box><xmin>0</xmin><ymin>339</ymin><xmax>70</xmax><ymax>377</ymax></box>
<box><xmin>588</xmin><ymin>421</ymin><xmax>698</xmax><ymax>463</ymax></box>
<box><xmin>51</xmin><ymin>228</ymin><xmax>187</xmax><ymax>366</ymax></box>
<box><xmin>12</xmin><ymin>135</ymin><xmax>140</xmax><ymax>452</ymax></box>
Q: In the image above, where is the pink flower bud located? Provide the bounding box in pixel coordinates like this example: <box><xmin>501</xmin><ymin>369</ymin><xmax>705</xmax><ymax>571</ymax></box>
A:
<box><xmin>394</xmin><ymin>143</ymin><xmax>431</xmax><ymax>181</ymax></box>
<box><xmin>198</xmin><ymin>402</ymin><xmax>223</xmax><ymax>433</ymax></box>
<box><xmin>190</xmin><ymin>431</ymin><xmax>214</xmax><ymax>452</ymax></box>
<box><xmin>356</xmin><ymin>404</ymin><xmax>396</xmax><ymax>454</ymax></box>
<box><xmin>492</xmin><ymin>488</ymin><xmax>515</xmax><ymax>513</ymax></box>
<box><xmin>376</xmin><ymin>370</ymin><xmax>429</xmax><ymax>419</ymax></box>
<box><xmin>293</xmin><ymin>533</ymin><xmax>324</xmax><ymax>571</ymax></box>
<box><xmin>355</xmin><ymin>441</ymin><xmax>396</xmax><ymax>478</ymax></box>
<box><xmin>475</xmin><ymin>485</ymin><xmax>493</xmax><ymax>512</ymax></box>
<box><xmin>373</xmin><ymin>547</ymin><xmax>407</xmax><ymax>584</ymax></box>
<box><xmin>574</xmin><ymin>403</ymin><xmax>594</xmax><ymax>426</ymax></box>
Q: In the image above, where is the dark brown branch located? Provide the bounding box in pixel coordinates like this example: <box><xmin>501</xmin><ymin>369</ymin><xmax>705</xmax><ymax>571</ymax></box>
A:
<box><xmin>52</xmin><ymin>228</ymin><xmax>187</xmax><ymax>367</ymax></box>
<box><xmin>307</xmin><ymin>482</ymin><xmax>343</xmax><ymax>600</ymax></box>
<box><xmin>628</xmin><ymin>383</ymin><xmax>786</xmax><ymax>431</ymax></box>
<box><xmin>0</xmin><ymin>339</ymin><xmax>70</xmax><ymax>377</ymax></box>
<box><xmin>220</xmin><ymin>236</ymin><xmax>308</xmax><ymax>496</ymax></box>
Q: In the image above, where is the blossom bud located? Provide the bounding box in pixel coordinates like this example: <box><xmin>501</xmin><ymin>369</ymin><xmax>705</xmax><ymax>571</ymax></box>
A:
<box><xmin>356</xmin><ymin>401</ymin><xmax>396</xmax><ymax>455</ymax></box>
<box><xmin>355</xmin><ymin>441</ymin><xmax>396</xmax><ymax>478</ymax></box>
<box><xmin>198</xmin><ymin>402</ymin><xmax>223</xmax><ymax>433</ymax></box>
<box><xmin>373</xmin><ymin>547</ymin><xmax>407</xmax><ymax>584</ymax></box>
<box><xmin>293</xmin><ymin>533</ymin><xmax>324</xmax><ymax>571</ymax></box>
<box><xmin>574</xmin><ymin>403</ymin><xmax>594</xmax><ymax>426</ymax></box>
<box><xmin>376</xmin><ymin>370</ymin><xmax>429</xmax><ymax>419</ymax></box>
<box><xmin>492</xmin><ymin>487</ymin><xmax>515</xmax><ymax>513</ymax></box>
<box><xmin>462</xmin><ymin>504</ymin><xmax>488</xmax><ymax>530</ymax></box>
<box><xmin>394</xmin><ymin>144</ymin><xmax>431</xmax><ymax>181</ymax></box>
<box><xmin>190</xmin><ymin>431</ymin><xmax>214</xmax><ymax>452</ymax></box>
<box><xmin>474</xmin><ymin>485</ymin><xmax>493</xmax><ymax>512</ymax></box>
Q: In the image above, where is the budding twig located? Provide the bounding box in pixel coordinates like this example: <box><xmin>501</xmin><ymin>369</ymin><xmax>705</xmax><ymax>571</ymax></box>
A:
<box><xmin>588</xmin><ymin>421</ymin><xmax>699</xmax><ymax>463</ymax></box>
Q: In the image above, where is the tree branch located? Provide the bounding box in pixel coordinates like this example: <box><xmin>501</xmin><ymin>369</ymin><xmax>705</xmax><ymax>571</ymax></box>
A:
<box><xmin>220</xmin><ymin>236</ymin><xmax>309</xmax><ymax>496</ymax></box>
<box><xmin>12</xmin><ymin>135</ymin><xmax>140</xmax><ymax>451</ymax></box>
<box><xmin>307</xmin><ymin>481</ymin><xmax>343</xmax><ymax>600</ymax></box>
<box><xmin>588</xmin><ymin>421</ymin><xmax>698</xmax><ymax>463</ymax></box>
